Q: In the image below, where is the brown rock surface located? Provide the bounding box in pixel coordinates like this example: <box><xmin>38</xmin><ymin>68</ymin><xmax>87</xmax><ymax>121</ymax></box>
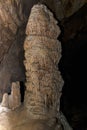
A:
<box><xmin>0</xmin><ymin>0</ymin><xmax>87</xmax><ymax>102</ymax></box>
<box><xmin>0</xmin><ymin>0</ymin><xmax>24</xmax><ymax>62</ymax></box>
<box><xmin>24</xmin><ymin>4</ymin><xmax>64</xmax><ymax>120</ymax></box>
<box><xmin>0</xmin><ymin>0</ymin><xmax>26</xmax><ymax>101</ymax></box>
<box><xmin>0</xmin><ymin>4</ymin><xmax>64</xmax><ymax>130</ymax></box>
<box><xmin>1</xmin><ymin>82</ymin><xmax>21</xmax><ymax>110</ymax></box>
<box><xmin>9</xmin><ymin>82</ymin><xmax>21</xmax><ymax>110</ymax></box>
<box><xmin>0</xmin><ymin>106</ymin><xmax>62</xmax><ymax>130</ymax></box>
<box><xmin>1</xmin><ymin>93</ymin><xmax>9</xmax><ymax>107</ymax></box>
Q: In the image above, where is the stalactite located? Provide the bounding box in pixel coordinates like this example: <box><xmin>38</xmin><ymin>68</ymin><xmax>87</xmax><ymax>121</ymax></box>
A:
<box><xmin>24</xmin><ymin>4</ymin><xmax>64</xmax><ymax>120</ymax></box>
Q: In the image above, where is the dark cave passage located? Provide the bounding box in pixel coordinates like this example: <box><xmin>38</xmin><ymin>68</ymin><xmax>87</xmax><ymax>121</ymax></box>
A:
<box><xmin>20</xmin><ymin>81</ymin><xmax>26</xmax><ymax>103</ymax></box>
<box><xmin>59</xmin><ymin>31</ymin><xmax>87</xmax><ymax>130</ymax></box>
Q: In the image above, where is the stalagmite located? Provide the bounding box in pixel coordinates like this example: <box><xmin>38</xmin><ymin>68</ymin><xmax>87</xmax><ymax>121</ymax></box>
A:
<box><xmin>1</xmin><ymin>81</ymin><xmax>21</xmax><ymax>110</ymax></box>
<box><xmin>1</xmin><ymin>93</ymin><xmax>9</xmax><ymax>107</ymax></box>
<box><xmin>9</xmin><ymin>81</ymin><xmax>21</xmax><ymax>110</ymax></box>
<box><xmin>24</xmin><ymin>4</ymin><xmax>64</xmax><ymax>120</ymax></box>
<box><xmin>0</xmin><ymin>3</ymin><xmax>74</xmax><ymax>130</ymax></box>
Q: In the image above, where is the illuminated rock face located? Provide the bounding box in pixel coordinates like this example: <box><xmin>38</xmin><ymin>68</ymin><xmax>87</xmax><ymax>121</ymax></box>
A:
<box><xmin>9</xmin><ymin>82</ymin><xmax>21</xmax><ymax>110</ymax></box>
<box><xmin>1</xmin><ymin>93</ymin><xmax>9</xmax><ymax>108</ymax></box>
<box><xmin>1</xmin><ymin>82</ymin><xmax>21</xmax><ymax>110</ymax></box>
<box><xmin>24</xmin><ymin>4</ymin><xmax>64</xmax><ymax>119</ymax></box>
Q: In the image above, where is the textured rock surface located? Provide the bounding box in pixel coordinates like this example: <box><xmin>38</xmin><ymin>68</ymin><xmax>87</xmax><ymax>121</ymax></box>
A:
<box><xmin>9</xmin><ymin>82</ymin><xmax>21</xmax><ymax>110</ymax></box>
<box><xmin>1</xmin><ymin>93</ymin><xmax>9</xmax><ymax>108</ymax></box>
<box><xmin>0</xmin><ymin>106</ymin><xmax>63</xmax><ymax>130</ymax></box>
<box><xmin>1</xmin><ymin>82</ymin><xmax>21</xmax><ymax>110</ymax></box>
<box><xmin>0</xmin><ymin>106</ymin><xmax>72</xmax><ymax>130</ymax></box>
<box><xmin>0</xmin><ymin>3</ymin><xmax>75</xmax><ymax>130</ymax></box>
<box><xmin>0</xmin><ymin>0</ymin><xmax>26</xmax><ymax>101</ymax></box>
<box><xmin>24</xmin><ymin>4</ymin><xmax>64</xmax><ymax>120</ymax></box>
<box><xmin>0</xmin><ymin>0</ymin><xmax>86</xmax><ymax>130</ymax></box>
<box><xmin>0</xmin><ymin>0</ymin><xmax>24</xmax><ymax>62</ymax></box>
<box><xmin>0</xmin><ymin>0</ymin><xmax>87</xmax><ymax>102</ymax></box>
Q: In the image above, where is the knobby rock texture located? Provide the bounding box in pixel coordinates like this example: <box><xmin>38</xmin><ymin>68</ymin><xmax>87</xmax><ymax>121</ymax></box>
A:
<box><xmin>0</xmin><ymin>0</ymin><xmax>26</xmax><ymax>101</ymax></box>
<box><xmin>0</xmin><ymin>3</ymin><xmax>73</xmax><ymax>130</ymax></box>
<box><xmin>24</xmin><ymin>4</ymin><xmax>64</xmax><ymax>120</ymax></box>
<box><xmin>0</xmin><ymin>0</ymin><xmax>86</xmax><ymax>102</ymax></box>
<box><xmin>0</xmin><ymin>0</ymin><xmax>86</xmax><ymax>130</ymax></box>
<box><xmin>1</xmin><ymin>81</ymin><xmax>21</xmax><ymax>110</ymax></box>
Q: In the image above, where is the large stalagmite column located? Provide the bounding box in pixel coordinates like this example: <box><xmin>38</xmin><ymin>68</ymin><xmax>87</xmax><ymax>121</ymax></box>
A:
<box><xmin>24</xmin><ymin>4</ymin><xmax>64</xmax><ymax>119</ymax></box>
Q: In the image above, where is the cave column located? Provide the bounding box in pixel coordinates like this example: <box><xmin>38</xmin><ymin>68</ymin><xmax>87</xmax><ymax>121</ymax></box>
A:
<box><xmin>24</xmin><ymin>4</ymin><xmax>64</xmax><ymax>120</ymax></box>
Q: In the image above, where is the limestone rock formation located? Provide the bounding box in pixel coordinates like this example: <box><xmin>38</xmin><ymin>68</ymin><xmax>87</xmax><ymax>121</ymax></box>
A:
<box><xmin>0</xmin><ymin>0</ymin><xmax>26</xmax><ymax>101</ymax></box>
<box><xmin>0</xmin><ymin>3</ymin><xmax>76</xmax><ymax>130</ymax></box>
<box><xmin>9</xmin><ymin>82</ymin><xmax>21</xmax><ymax>110</ymax></box>
<box><xmin>24</xmin><ymin>4</ymin><xmax>64</xmax><ymax>121</ymax></box>
<box><xmin>0</xmin><ymin>0</ymin><xmax>24</xmax><ymax>62</ymax></box>
<box><xmin>0</xmin><ymin>0</ymin><xmax>86</xmax><ymax>103</ymax></box>
<box><xmin>1</xmin><ymin>82</ymin><xmax>21</xmax><ymax>110</ymax></box>
<box><xmin>1</xmin><ymin>93</ymin><xmax>9</xmax><ymax>108</ymax></box>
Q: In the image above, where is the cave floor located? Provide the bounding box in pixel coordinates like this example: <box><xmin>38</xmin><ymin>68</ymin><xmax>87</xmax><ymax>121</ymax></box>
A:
<box><xmin>0</xmin><ymin>105</ymin><xmax>53</xmax><ymax>130</ymax></box>
<box><xmin>0</xmin><ymin>105</ymin><xmax>28</xmax><ymax>130</ymax></box>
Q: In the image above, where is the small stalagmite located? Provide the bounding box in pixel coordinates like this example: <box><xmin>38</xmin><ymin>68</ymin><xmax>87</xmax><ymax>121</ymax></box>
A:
<box><xmin>24</xmin><ymin>4</ymin><xmax>64</xmax><ymax>120</ymax></box>
<box><xmin>1</xmin><ymin>81</ymin><xmax>21</xmax><ymax>110</ymax></box>
<box><xmin>9</xmin><ymin>81</ymin><xmax>21</xmax><ymax>110</ymax></box>
<box><xmin>1</xmin><ymin>93</ymin><xmax>9</xmax><ymax>107</ymax></box>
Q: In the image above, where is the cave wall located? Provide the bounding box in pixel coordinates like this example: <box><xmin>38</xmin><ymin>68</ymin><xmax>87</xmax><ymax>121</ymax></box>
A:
<box><xmin>59</xmin><ymin>4</ymin><xmax>87</xmax><ymax>129</ymax></box>
<box><xmin>0</xmin><ymin>0</ymin><xmax>26</xmax><ymax>101</ymax></box>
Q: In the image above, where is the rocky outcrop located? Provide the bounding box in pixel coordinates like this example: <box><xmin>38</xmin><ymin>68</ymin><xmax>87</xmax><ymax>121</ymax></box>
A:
<box><xmin>24</xmin><ymin>4</ymin><xmax>64</xmax><ymax>121</ymax></box>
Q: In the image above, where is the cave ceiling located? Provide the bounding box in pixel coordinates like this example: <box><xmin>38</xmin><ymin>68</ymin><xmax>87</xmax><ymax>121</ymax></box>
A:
<box><xmin>23</xmin><ymin>0</ymin><xmax>87</xmax><ymax>19</ymax></box>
